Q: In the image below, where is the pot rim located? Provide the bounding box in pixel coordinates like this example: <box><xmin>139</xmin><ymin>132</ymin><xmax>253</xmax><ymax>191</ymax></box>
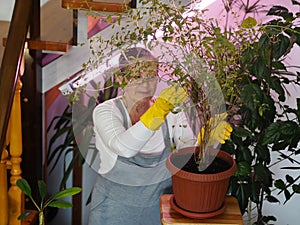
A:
<box><xmin>166</xmin><ymin>147</ymin><xmax>237</xmax><ymax>182</ymax></box>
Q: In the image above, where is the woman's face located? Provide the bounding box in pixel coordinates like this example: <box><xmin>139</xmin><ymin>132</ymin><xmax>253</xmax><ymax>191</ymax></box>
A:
<box><xmin>123</xmin><ymin>61</ymin><xmax>159</xmax><ymax>104</ymax></box>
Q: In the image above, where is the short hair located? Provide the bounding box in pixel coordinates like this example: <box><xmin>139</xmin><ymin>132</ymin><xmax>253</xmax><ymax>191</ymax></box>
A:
<box><xmin>119</xmin><ymin>47</ymin><xmax>157</xmax><ymax>72</ymax></box>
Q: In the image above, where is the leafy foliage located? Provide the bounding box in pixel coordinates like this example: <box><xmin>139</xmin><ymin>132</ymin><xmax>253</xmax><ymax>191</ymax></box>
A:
<box><xmin>16</xmin><ymin>178</ymin><xmax>81</xmax><ymax>225</ymax></box>
<box><xmin>82</xmin><ymin>0</ymin><xmax>300</xmax><ymax>224</ymax></box>
<box><xmin>48</xmin><ymin>0</ymin><xmax>300</xmax><ymax>224</ymax></box>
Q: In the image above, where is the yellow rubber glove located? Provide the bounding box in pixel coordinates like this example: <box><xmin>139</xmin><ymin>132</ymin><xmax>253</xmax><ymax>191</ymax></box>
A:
<box><xmin>198</xmin><ymin>113</ymin><xmax>233</xmax><ymax>146</ymax></box>
<box><xmin>140</xmin><ymin>85</ymin><xmax>187</xmax><ymax>130</ymax></box>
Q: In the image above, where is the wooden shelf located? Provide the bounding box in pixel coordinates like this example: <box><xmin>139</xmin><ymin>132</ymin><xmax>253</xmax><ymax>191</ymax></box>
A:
<box><xmin>62</xmin><ymin>0</ymin><xmax>132</xmax><ymax>12</ymax></box>
<box><xmin>160</xmin><ymin>194</ymin><xmax>243</xmax><ymax>225</ymax></box>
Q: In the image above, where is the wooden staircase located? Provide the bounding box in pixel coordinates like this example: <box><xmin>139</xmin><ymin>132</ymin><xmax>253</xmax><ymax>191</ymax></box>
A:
<box><xmin>0</xmin><ymin>0</ymin><xmax>132</xmax><ymax>225</ymax></box>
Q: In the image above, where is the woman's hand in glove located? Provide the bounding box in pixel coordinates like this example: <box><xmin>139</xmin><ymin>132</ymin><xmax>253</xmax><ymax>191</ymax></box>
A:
<box><xmin>140</xmin><ymin>85</ymin><xmax>187</xmax><ymax>130</ymax></box>
<box><xmin>198</xmin><ymin>113</ymin><xmax>233</xmax><ymax>145</ymax></box>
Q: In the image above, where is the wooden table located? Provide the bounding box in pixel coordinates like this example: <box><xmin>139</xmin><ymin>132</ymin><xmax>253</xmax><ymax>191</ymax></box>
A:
<box><xmin>160</xmin><ymin>194</ymin><xmax>243</xmax><ymax>225</ymax></box>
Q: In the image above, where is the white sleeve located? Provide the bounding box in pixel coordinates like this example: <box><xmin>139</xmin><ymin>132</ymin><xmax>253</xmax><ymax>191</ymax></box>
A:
<box><xmin>93</xmin><ymin>100</ymin><xmax>154</xmax><ymax>158</ymax></box>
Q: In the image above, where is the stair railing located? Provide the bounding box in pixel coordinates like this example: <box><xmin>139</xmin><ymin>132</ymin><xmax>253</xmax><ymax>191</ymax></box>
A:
<box><xmin>0</xmin><ymin>0</ymin><xmax>33</xmax><ymax>224</ymax></box>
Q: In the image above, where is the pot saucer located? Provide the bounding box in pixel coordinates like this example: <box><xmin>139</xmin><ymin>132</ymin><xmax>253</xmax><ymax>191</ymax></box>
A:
<box><xmin>169</xmin><ymin>194</ymin><xmax>226</xmax><ymax>219</ymax></box>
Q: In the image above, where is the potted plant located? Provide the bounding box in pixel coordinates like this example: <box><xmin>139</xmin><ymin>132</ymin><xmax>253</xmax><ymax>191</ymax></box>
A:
<box><xmin>16</xmin><ymin>178</ymin><xmax>81</xmax><ymax>225</ymax></box>
<box><xmin>78</xmin><ymin>0</ymin><xmax>239</xmax><ymax>219</ymax></box>
<box><xmin>79</xmin><ymin>0</ymin><xmax>300</xmax><ymax>223</ymax></box>
<box><xmin>45</xmin><ymin>0</ymin><xmax>300</xmax><ymax>223</ymax></box>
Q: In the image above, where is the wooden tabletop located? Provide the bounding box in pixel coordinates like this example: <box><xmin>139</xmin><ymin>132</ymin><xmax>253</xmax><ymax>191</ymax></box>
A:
<box><xmin>160</xmin><ymin>194</ymin><xmax>244</xmax><ymax>225</ymax></box>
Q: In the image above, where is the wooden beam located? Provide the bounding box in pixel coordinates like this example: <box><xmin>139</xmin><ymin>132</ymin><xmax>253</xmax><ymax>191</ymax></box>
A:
<box><xmin>27</xmin><ymin>39</ymin><xmax>72</xmax><ymax>52</ymax></box>
<box><xmin>62</xmin><ymin>0</ymin><xmax>132</xmax><ymax>12</ymax></box>
<box><xmin>3</xmin><ymin>37</ymin><xmax>72</xmax><ymax>53</ymax></box>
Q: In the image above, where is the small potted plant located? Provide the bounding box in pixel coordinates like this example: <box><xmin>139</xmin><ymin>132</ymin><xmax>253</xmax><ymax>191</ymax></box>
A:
<box><xmin>16</xmin><ymin>178</ymin><xmax>81</xmax><ymax>225</ymax></box>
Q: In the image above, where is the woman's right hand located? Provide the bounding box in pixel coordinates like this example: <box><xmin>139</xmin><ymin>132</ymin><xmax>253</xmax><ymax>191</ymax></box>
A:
<box><xmin>156</xmin><ymin>85</ymin><xmax>187</xmax><ymax>112</ymax></box>
<box><xmin>140</xmin><ymin>85</ymin><xmax>187</xmax><ymax>130</ymax></box>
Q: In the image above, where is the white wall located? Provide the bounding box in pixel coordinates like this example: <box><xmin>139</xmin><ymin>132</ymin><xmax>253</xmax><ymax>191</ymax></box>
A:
<box><xmin>0</xmin><ymin>0</ymin><xmax>15</xmax><ymax>21</ymax></box>
<box><xmin>0</xmin><ymin>0</ymin><xmax>49</xmax><ymax>21</ymax></box>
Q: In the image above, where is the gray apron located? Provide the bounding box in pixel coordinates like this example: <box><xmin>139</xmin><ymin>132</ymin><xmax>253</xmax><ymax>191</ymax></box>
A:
<box><xmin>88</xmin><ymin>99</ymin><xmax>172</xmax><ymax>225</ymax></box>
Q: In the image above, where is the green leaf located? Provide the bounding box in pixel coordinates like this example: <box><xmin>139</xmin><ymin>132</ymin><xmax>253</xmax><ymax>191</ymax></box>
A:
<box><xmin>274</xmin><ymin>179</ymin><xmax>286</xmax><ymax>189</ymax></box>
<box><xmin>229</xmin><ymin>177</ymin><xmax>251</xmax><ymax>214</ymax></box>
<box><xmin>284</xmin><ymin>189</ymin><xmax>291</xmax><ymax>201</ymax></box>
<box><xmin>250</xmin><ymin>181</ymin><xmax>261</xmax><ymax>203</ymax></box>
<box><xmin>296</xmin><ymin>98</ymin><xmax>300</xmax><ymax>121</ymax></box>
<box><xmin>272</xmin><ymin>140</ymin><xmax>289</xmax><ymax>151</ymax></box>
<box><xmin>286</xmin><ymin>175</ymin><xmax>294</xmax><ymax>183</ymax></box>
<box><xmin>292</xmin><ymin>184</ymin><xmax>300</xmax><ymax>193</ymax></box>
<box><xmin>266</xmin><ymin>195</ymin><xmax>280</xmax><ymax>203</ymax></box>
<box><xmin>294</xmin><ymin>27</ymin><xmax>300</xmax><ymax>46</ymax></box>
<box><xmin>18</xmin><ymin>211</ymin><xmax>32</xmax><ymax>220</ymax></box>
<box><xmin>49</xmin><ymin>187</ymin><xmax>82</xmax><ymax>201</ymax></box>
<box><xmin>273</xmin><ymin>34</ymin><xmax>290</xmax><ymax>59</ymax></box>
<box><xmin>255</xmin><ymin>145</ymin><xmax>270</xmax><ymax>163</ymax></box>
<box><xmin>236</xmin><ymin>161</ymin><xmax>251</xmax><ymax>176</ymax></box>
<box><xmin>48</xmin><ymin>200</ymin><xmax>73</xmax><ymax>208</ymax></box>
<box><xmin>260</xmin><ymin>123</ymin><xmax>281</xmax><ymax>145</ymax></box>
<box><xmin>38</xmin><ymin>180</ymin><xmax>46</xmax><ymax>202</ymax></box>
<box><xmin>232</xmin><ymin>126</ymin><xmax>253</xmax><ymax>138</ymax></box>
<box><xmin>272</xmin><ymin>61</ymin><xmax>286</xmax><ymax>70</ymax></box>
<box><xmin>241</xmin><ymin>17</ymin><xmax>257</xmax><ymax>29</ymax></box>
<box><xmin>267</xmin><ymin>5</ymin><xmax>293</xmax><ymax>20</ymax></box>
<box><xmin>254</xmin><ymin>163</ymin><xmax>272</xmax><ymax>186</ymax></box>
<box><xmin>252</xmin><ymin>56</ymin><xmax>266</xmax><ymax>78</ymax></box>
<box><xmin>258</xmin><ymin>34</ymin><xmax>270</xmax><ymax>53</ymax></box>
<box><xmin>241</xmin><ymin>84</ymin><xmax>262</xmax><ymax>108</ymax></box>
<box><xmin>292</xmin><ymin>0</ymin><xmax>300</xmax><ymax>6</ymax></box>
<box><xmin>16</xmin><ymin>179</ymin><xmax>32</xmax><ymax>197</ymax></box>
<box><xmin>269</xmin><ymin>76</ymin><xmax>285</xmax><ymax>101</ymax></box>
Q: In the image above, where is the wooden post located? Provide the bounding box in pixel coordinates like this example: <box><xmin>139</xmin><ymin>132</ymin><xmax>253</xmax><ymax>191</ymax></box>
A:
<box><xmin>8</xmin><ymin>72</ymin><xmax>24</xmax><ymax>225</ymax></box>
<box><xmin>0</xmin><ymin>148</ymin><xmax>9</xmax><ymax>225</ymax></box>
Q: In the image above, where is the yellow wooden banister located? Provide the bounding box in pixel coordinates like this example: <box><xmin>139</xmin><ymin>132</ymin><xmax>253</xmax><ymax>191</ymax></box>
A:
<box><xmin>0</xmin><ymin>148</ymin><xmax>9</xmax><ymax>225</ymax></box>
<box><xmin>0</xmin><ymin>73</ymin><xmax>24</xmax><ymax>225</ymax></box>
<box><xmin>8</xmin><ymin>59</ymin><xmax>24</xmax><ymax>225</ymax></box>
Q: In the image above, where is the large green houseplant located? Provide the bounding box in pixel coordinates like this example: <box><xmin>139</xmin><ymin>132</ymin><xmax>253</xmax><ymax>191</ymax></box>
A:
<box><xmin>78</xmin><ymin>0</ymin><xmax>238</xmax><ymax>219</ymax></box>
<box><xmin>47</xmin><ymin>0</ymin><xmax>300</xmax><ymax>223</ymax></box>
<box><xmin>79</xmin><ymin>0</ymin><xmax>300</xmax><ymax>223</ymax></box>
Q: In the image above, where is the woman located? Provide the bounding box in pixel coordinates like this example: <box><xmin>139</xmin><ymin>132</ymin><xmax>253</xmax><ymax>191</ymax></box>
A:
<box><xmin>88</xmin><ymin>47</ymin><xmax>230</xmax><ymax>225</ymax></box>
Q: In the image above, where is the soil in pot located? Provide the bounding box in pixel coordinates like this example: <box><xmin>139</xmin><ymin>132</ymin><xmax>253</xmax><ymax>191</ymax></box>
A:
<box><xmin>171</xmin><ymin>153</ymin><xmax>232</xmax><ymax>174</ymax></box>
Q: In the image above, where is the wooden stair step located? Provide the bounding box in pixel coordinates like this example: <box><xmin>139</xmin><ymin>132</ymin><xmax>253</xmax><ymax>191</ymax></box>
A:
<box><xmin>37</xmin><ymin>0</ymin><xmax>73</xmax><ymax>52</ymax></box>
<box><xmin>26</xmin><ymin>38</ymin><xmax>72</xmax><ymax>52</ymax></box>
<box><xmin>2</xmin><ymin>0</ymin><xmax>73</xmax><ymax>53</ymax></box>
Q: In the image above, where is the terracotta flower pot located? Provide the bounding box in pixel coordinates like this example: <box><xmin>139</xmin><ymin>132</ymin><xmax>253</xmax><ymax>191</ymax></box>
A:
<box><xmin>166</xmin><ymin>147</ymin><xmax>237</xmax><ymax>216</ymax></box>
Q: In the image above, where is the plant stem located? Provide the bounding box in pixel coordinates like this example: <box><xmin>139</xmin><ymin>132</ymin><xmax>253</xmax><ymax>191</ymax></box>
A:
<box><xmin>39</xmin><ymin>211</ymin><xmax>44</xmax><ymax>225</ymax></box>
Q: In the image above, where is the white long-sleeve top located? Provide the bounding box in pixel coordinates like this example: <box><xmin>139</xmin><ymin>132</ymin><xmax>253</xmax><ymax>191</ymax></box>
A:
<box><xmin>92</xmin><ymin>96</ymin><xmax>196</xmax><ymax>174</ymax></box>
